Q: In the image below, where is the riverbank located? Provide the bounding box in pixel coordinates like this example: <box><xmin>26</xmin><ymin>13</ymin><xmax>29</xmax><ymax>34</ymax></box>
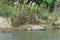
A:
<box><xmin>0</xmin><ymin>24</ymin><xmax>52</xmax><ymax>32</ymax></box>
<box><xmin>0</xmin><ymin>16</ymin><xmax>60</xmax><ymax>32</ymax></box>
<box><xmin>0</xmin><ymin>24</ymin><xmax>60</xmax><ymax>32</ymax></box>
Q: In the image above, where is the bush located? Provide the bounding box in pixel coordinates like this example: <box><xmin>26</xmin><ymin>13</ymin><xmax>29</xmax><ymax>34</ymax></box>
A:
<box><xmin>0</xmin><ymin>4</ymin><xmax>7</xmax><ymax>17</ymax></box>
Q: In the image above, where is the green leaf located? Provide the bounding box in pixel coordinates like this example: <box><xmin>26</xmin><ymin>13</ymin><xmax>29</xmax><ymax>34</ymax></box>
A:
<box><xmin>46</xmin><ymin>0</ymin><xmax>53</xmax><ymax>4</ymax></box>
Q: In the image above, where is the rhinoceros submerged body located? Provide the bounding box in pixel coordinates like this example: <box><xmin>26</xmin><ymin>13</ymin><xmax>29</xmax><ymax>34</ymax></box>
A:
<box><xmin>26</xmin><ymin>25</ymin><xmax>45</xmax><ymax>31</ymax></box>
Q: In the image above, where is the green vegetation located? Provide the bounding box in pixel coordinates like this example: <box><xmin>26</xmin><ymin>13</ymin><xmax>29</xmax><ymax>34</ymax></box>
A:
<box><xmin>0</xmin><ymin>0</ymin><xmax>60</xmax><ymax>27</ymax></box>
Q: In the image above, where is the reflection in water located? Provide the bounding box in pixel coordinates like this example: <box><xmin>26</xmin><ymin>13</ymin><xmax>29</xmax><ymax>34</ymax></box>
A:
<box><xmin>0</xmin><ymin>29</ymin><xmax>60</xmax><ymax>40</ymax></box>
<box><xmin>0</xmin><ymin>32</ymin><xmax>12</xmax><ymax>40</ymax></box>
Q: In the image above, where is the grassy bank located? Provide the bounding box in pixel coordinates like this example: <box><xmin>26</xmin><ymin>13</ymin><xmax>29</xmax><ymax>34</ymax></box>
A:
<box><xmin>0</xmin><ymin>0</ymin><xmax>60</xmax><ymax>28</ymax></box>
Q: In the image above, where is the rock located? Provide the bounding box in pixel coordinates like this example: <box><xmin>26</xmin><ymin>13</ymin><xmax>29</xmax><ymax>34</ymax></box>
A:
<box><xmin>0</xmin><ymin>27</ymin><xmax>11</xmax><ymax>32</ymax></box>
<box><xmin>26</xmin><ymin>25</ymin><xmax>45</xmax><ymax>31</ymax></box>
<box><xmin>0</xmin><ymin>16</ymin><xmax>12</xmax><ymax>31</ymax></box>
<box><xmin>55</xmin><ymin>20</ymin><xmax>60</xmax><ymax>24</ymax></box>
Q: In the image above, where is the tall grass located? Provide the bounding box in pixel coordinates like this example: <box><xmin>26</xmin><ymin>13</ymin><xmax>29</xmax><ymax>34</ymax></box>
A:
<box><xmin>0</xmin><ymin>0</ymin><xmax>60</xmax><ymax>27</ymax></box>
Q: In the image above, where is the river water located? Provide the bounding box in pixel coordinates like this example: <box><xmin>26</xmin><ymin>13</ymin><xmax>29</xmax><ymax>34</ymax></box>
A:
<box><xmin>0</xmin><ymin>29</ymin><xmax>60</xmax><ymax>40</ymax></box>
